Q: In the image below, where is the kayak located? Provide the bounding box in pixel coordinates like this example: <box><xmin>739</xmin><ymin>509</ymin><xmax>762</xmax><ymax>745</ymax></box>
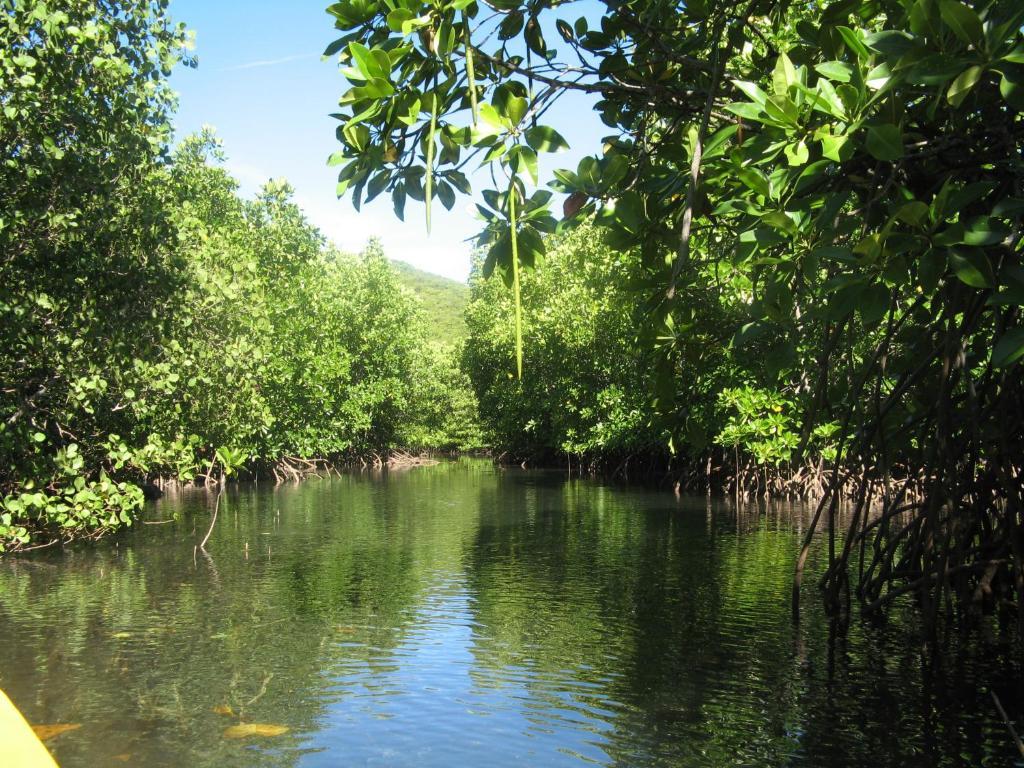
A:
<box><xmin>0</xmin><ymin>689</ymin><xmax>60</xmax><ymax>768</ymax></box>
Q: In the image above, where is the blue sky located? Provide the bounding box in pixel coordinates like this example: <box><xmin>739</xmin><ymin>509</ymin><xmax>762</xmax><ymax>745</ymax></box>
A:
<box><xmin>167</xmin><ymin>0</ymin><xmax>606</xmax><ymax>282</ymax></box>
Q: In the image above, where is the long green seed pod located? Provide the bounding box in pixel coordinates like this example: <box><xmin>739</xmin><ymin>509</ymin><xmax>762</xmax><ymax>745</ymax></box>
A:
<box><xmin>425</xmin><ymin>95</ymin><xmax>437</xmax><ymax>234</ymax></box>
<box><xmin>526</xmin><ymin>44</ymin><xmax>535</xmax><ymax>128</ymax></box>
<box><xmin>509</xmin><ymin>184</ymin><xmax>523</xmax><ymax>380</ymax></box>
<box><xmin>463</xmin><ymin>13</ymin><xmax>478</xmax><ymax>126</ymax></box>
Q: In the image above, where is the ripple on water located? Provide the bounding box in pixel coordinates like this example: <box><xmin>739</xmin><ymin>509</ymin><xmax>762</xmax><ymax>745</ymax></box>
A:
<box><xmin>0</xmin><ymin>465</ymin><xmax>1020</xmax><ymax>768</ymax></box>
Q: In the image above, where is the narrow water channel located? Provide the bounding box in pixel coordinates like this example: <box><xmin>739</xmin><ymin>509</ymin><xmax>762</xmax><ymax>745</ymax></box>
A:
<box><xmin>1</xmin><ymin>460</ymin><xmax>1020</xmax><ymax>767</ymax></box>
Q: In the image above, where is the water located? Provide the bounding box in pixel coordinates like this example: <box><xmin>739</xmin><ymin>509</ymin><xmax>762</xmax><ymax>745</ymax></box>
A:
<box><xmin>1</xmin><ymin>460</ymin><xmax>1021</xmax><ymax>767</ymax></box>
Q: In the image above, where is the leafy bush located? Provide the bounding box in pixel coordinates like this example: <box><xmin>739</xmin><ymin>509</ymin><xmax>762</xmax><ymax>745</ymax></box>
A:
<box><xmin>463</xmin><ymin>225</ymin><xmax>663</xmax><ymax>462</ymax></box>
<box><xmin>0</xmin><ymin>3</ymin><xmax>480</xmax><ymax>550</ymax></box>
<box><xmin>323</xmin><ymin>0</ymin><xmax>1024</xmax><ymax>622</ymax></box>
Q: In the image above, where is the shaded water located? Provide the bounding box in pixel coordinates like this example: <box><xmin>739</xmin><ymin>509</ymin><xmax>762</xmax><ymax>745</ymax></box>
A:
<box><xmin>1</xmin><ymin>460</ymin><xmax>1021</xmax><ymax>767</ymax></box>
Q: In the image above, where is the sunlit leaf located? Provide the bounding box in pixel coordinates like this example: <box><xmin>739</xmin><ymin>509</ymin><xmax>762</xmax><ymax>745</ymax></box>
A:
<box><xmin>525</xmin><ymin>126</ymin><xmax>569</xmax><ymax>153</ymax></box>
<box><xmin>32</xmin><ymin>724</ymin><xmax>81</xmax><ymax>740</ymax></box>
<box><xmin>946</xmin><ymin>65</ymin><xmax>982</xmax><ymax>106</ymax></box>
<box><xmin>948</xmin><ymin>248</ymin><xmax>994</xmax><ymax>288</ymax></box>
<box><xmin>223</xmin><ymin>723</ymin><xmax>290</xmax><ymax>739</ymax></box>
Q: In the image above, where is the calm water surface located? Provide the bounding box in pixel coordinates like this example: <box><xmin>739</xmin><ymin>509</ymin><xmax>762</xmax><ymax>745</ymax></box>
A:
<box><xmin>1</xmin><ymin>460</ymin><xmax>1021</xmax><ymax>767</ymax></box>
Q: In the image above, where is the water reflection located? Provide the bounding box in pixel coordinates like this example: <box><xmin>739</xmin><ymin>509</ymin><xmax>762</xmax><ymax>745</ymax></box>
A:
<box><xmin>0</xmin><ymin>461</ymin><xmax>1020</xmax><ymax>767</ymax></box>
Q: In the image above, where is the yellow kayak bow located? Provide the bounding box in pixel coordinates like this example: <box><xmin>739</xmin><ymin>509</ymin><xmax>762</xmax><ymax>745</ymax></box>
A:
<box><xmin>0</xmin><ymin>689</ymin><xmax>60</xmax><ymax>768</ymax></box>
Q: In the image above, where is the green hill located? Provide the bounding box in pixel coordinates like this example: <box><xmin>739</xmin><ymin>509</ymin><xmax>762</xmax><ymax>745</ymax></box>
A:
<box><xmin>391</xmin><ymin>260</ymin><xmax>470</xmax><ymax>342</ymax></box>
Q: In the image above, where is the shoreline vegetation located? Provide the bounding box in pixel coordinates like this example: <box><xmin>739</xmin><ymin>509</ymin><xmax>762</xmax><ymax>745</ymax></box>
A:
<box><xmin>3</xmin><ymin>0</ymin><xmax>1023</xmax><ymax>647</ymax></box>
<box><xmin>322</xmin><ymin>0</ymin><xmax>1024</xmax><ymax>641</ymax></box>
<box><xmin>0</xmin><ymin>2</ymin><xmax>484</xmax><ymax>553</ymax></box>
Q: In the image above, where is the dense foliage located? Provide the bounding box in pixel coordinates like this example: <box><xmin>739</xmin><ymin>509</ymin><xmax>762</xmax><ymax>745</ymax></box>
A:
<box><xmin>464</xmin><ymin>224</ymin><xmax>839</xmax><ymax>483</ymax></box>
<box><xmin>404</xmin><ymin>340</ymin><xmax>486</xmax><ymax>450</ymax></box>
<box><xmin>0</xmin><ymin>0</ymin><xmax>480</xmax><ymax>552</ymax></box>
<box><xmin>392</xmin><ymin>261</ymin><xmax>483</xmax><ymax>451</ymax></box>
<box><xmin>464</xmin><ymin>226</ymin><xmax>660</xmax><ymax>462</ymax></box>
<box><xmin>325</xmin><ymin>0</ymin><xmax>1024</xmax><ymax>629</ymax></box>
<box><xmin>1</xmin><ymin>0</ymin><xmax>192</xmax><ymax>548</ymax></box>
<box><xmin>391</xmin><ymin>259</ymin><xmax>471</xmax><ymax>341</ymax></box>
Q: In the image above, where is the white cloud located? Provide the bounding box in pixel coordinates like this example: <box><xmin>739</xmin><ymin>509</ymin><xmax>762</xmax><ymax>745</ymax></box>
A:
<box><xmin>217</xmin><ymin>167</ymin><xmax>475</xmax><ymax>282</ymax></box>
<box><xmin>292</xmin><ymin>192</ymin><xmax>474</xmax><ymax>282</ymax></box>
<box><xmin>222</xmin><ymin>159</ymin><xmax>272</xmax><ymax>193</ymax></box>
<box><xmin>220</xmin><ymin>53</ymin><xmax>317</xmax><ymax>72</ymax></box>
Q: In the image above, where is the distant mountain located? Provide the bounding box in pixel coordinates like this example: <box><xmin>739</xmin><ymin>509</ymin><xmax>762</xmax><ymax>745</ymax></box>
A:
<box><xmin>391</xmin><ymin>260</ymin><xmax>469</xmax><ymax>342</ymax></box>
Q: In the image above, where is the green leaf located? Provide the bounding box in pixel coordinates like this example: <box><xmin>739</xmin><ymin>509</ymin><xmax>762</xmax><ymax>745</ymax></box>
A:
<box><xmin>608</xmin><ymin>192</ymin><xmax>645</xmax><ymax>233</ymax></box>
<box><xmin>1003</xmin><ymin>44</ymin><xmax>1024</xmax><ymax>64</ymax></box>
<box><xmin>993</xmin><ymin>197</ymin><xmax>1024</xmax><ymax>217</ymax></box>
<box><xmin>732</xmin><ymin>80</ymin><xmax>769</xmax><ymax>105</ymax></box>
<box><xmin>938</xmin><ymin>0</ymin><xmax>983</xmax><ymax>45</ymax></box>
<box><xmin>524</xmin><ymin>17</ymin><xmax>547</xmax><ymax>57</ymax></box>
<box><xmin>988</xmin><ymin>284</ymin><xmax>1024</xmax><ymax>307</ymax></box>
<box><xmin>820</xmin><ymin>132</ymin><xmax>852</xmax><ymax>162</ymax></box>
<box><xmin>784</xmin><ymin>140</ymin><xmax>809</xmax><ymax>166</ymax></box>
<box><xmin>948</xmin><ymin>248</ymin><xmax>994</xmax><ymax>288</ymax></box>
<box><xmin>499</xmin><ymin>95</ymin><xmax>528</xmax><ymax>126</ymax></box>
<box><xmin>436</xmin><ymin>180</ymin><xmax>455</xmax><ymax>210</ymax></box>
<box><xmin>576</xmin><ymin>156</ymin><xmax>601</xmax><ymax>188</ymax></box>
<box><xmin>894</xmin><ymin>201</ymin><xmax>929</xmax><ymax>227</ymax></box>
<box><xmin>762</xmin><ymin>210</ymin><xmax>797</xmax><ymax>233</ymax></box>
<box><xmin>962</xmin><ymin>217</ymin><xmax>1009</xmax><ymax>246</ymax></box>
<box><xmin>828</xmin><ymin>282</ymin><xmax>865</xmax><ymax>320</ymax></box>
<box><xmin>865</xmin><ymin>63</ymin><xmax>892</xmax><ymax>91</ymax></box>
<box><xmin>772</xmin><ymin>52</ymin><xmax>798</xmax><ymax>96</ymax></box>
<box><xmin>483</xmin><ymin>143</ymin><xmax>509</xmax><ymax>164</ymax></box>
<box><xmin>445</xmin><ymin>170</ymin><xmax>471</xmax><ymax>195</ymax></box>
<box><xmin>387</xmin><ymin>9</ymin><xmax>417</xmax><ymax>32</ymax></box>
<box><xmin>811</xmin><ymin>79</ymin><xmax>847</xmax><ymax>118</ymax></box>
<box><xmin>348</xmin><ymin>42</ymin><xmax>385</xmax><ymax>80</ymax></box>
<box><xmin>815</xmin><ymin>61</ymin><xmax>854</xmax><ymax>83</ymax></box>
<box><xmin>510</xmin><ymin>145</ymin><xmax>538</xmax><ymax>184</ymax></box>
<box><xmin>1000</xmin><ymin>73</ymin><xmax>1024</xmax><ymax>111</ymax></box>
<box><xmin>342</xmin><ymin>123</ymin><xmax>370</xmax><ymax>151</ymax></box>
<box><xmin>836</xmin><ymin>26</ymin><xmax>871</xmax><ymax>61</ymax></box>
<box><xmin>737</xmin><ymin>166</ymin><xmax>772</xmax><ymax>199</ymax></box>
<box><xmin>352</xmin><ymin>77</ymin><xmax>394</xmax><ymax>99</ymax></box>
<box><xmin>365</xmin><ymin>170</ymin><xmax>389</xmax><ymax>203</ymax></box>
<box><xmin>601</xmin><ymin>154</ymin><xmax>630</xmax><ymax>187</ymax></box>
<box><xmin>323</xmin><ymin>38</ymin><xmax>347</xmax><ymax>57</ymax></box>
<box><xmin>703</xmin><ymin>125</ymin><xmax>739</xmax><ymax>158</ymax></box>
<box><xmin>865</xmin><ymin>124</ymin><xmax>904</xmax><ymax>161</ymax></box>
<box><xmin>858</xmin><ymin>283</ymin><xmax>891</xmax><ymax>325</ymax></box>
<box><xmin>481</xmin><ymin>103</ymin><xmax>514</xmax><ymax>132</ymax></box>
<box><xmin>724</xmin><ymin>102</ymin><xmax>773</xmax><ymax>124</ymax></box>
<box><xmin>946</xmin><ymin>65</ymin><xmax>982</xmax><ymax>106</ymax></box>
<box><xmin>549</xmin><ymin>168</ymin><xmax>579</xmax><ymax>193</ymax></box>
<box><xmin>392</xmin><ymin>184</ymin><xmax>406</xmax><ymax>219</ymax></box>
<box><xmin>525</xmin><ymin>126</ymin><xmax>569</xmax><ymax>153</ymax></box>
<box><xmin>733</xmin><ymin>321</ymin><xmax>767</xmax><ymax>348</ymax></box>
<box><xmin>812</xmin><ymin>246</ymin><xmax>856</xmax><ymax>263</ymax></box>
<box><xmin>517</xmin><ymin>224</ymin><xmax>545</xmax><ymax>267</ymax></box>
<box><xmin>992</xmin><ymin>326</ymin><xmax>1024</xmax><ymax>367</ymax></box>
<box><xmin>864</xmin><ymin>30</ymin><xmax>918</xmax><ymax>58</ymax></box>
<box><xmin>764</xmin><ymin>95</ymin><xmax>799</xmax><ymax>126</ymax></box>
<box><xmin>498</xmin><ymin>11</ymin><xmax>525</xmax><ymax>40</ymax></box>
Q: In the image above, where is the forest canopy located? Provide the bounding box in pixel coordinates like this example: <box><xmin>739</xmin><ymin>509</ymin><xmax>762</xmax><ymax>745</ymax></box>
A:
<box><xmin>2</xmin><ymin>0</ymin><xmax>1022</xmax><ymax>635</ymax></box>
<box><xmin>0</xmin><ymin>0</ymin><xmax>481</xmax><ymax>552</ymax></box>
<box><xmin>324</xmin><ymin>0</ymin><xmax>1024</xmax><ymax>628</ymax></box>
